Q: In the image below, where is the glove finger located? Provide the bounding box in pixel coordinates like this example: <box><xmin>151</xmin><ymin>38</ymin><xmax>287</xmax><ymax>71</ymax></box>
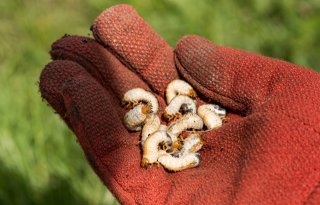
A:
<box><xmin>91</xmin><ymin>4</ymin><xmax>178</xmax><ymax>97</ymax></box>
<box><xmin>175</xmin><ymin>35</ymin><xmax>315</xmax><ymax>114</ymax></box>
<box><xmin>39</xmin><ymin>60</ymin><xmax>173</xmax><ymax>204</ymax></box>
<box><xmin>39</xmin><ymin>60</ymin><xmax>82</xmax><ymax>128</ymax></box>
<box><xmin>39</xmin><ymin>60</ymin><xmax>131</xmax><ymax>150</ymax></box>
<box><xmin>50</xmin><ymin>35</ymin><xmax>150</xmax><ymax>101</ymax></box>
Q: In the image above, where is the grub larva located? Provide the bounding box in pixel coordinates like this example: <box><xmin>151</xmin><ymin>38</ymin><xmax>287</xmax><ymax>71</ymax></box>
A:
<box><xmin>205</xmin><ymin>104</ymin><xmax>226</xmax><ymax>117</ymax></box>
<box><xmin>121</xmin><ymin>82</ymin><xmax>226</xmax><ymax>172</ymax></box>
<box><xmin>158</xmin><ymin>152</ymin><xmax>201</xmax><ymax>172</ymax></box>
<box><xmin>141</xmin><ymin>131</ymin><xmax>172</xmax><ymax>168</ymax></box>
<box><xmin>165</xmin><ymin>79</ymin><xmax>197</xmax><ymax>104</ymax></box>
<box><xmin>167</xmin><ymin>113</ymin><xmax>203</xmax><ymax>148</ymax></box>
<box><xmin>197</xmin><ymin>104</ymin><xmax>223</xmax><ymax>130</ymax></box>
<box><xmin>141</xmin><ymin>114</ymin><xmax>161</xmax><ymax>145</ymax></box>
<box><xmin>158</xmin><ymin>124</ymin><xmax>168</xmax><ymax>132</ymax></box>
<box><xmin>122</xmin><ymin>88</ymin><xmax>159</xmax><ymax>114</ymax></box>
<box><xmin>163</xmin><ymin>95</ymin><xmax>196</xmax><ymax>121</ymax></box>
<box><xmin>179</xmin><ymin>133</ymin><xmax>203</xmax><ymax>156</ymax></box>
<box><xmin>123</xmin><ymin>104</ymin><xmax>150</xmax><ymax>131</ymax></box>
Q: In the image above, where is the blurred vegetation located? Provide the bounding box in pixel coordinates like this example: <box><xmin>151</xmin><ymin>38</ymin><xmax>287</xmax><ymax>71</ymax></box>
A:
<box><xmin>0</xmin><ymin>0</ymin><xmax>319</xmax><ymax>204</ymax></box>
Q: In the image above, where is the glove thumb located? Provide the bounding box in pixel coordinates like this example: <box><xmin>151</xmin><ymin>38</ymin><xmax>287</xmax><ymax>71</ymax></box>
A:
<box><xmin>175</xmin><ymin>35</ymin><xmax>318</xmax><ymax>115</ymax></box>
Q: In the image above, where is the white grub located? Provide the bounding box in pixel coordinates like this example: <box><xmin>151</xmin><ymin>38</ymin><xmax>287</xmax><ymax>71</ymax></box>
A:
<box><xmin>158</xmin><ymin>152</ymin><xmax>201</xmax><ymax>172</ymax></box>
<box><xmin>179</xmin><ymin>134</ymin><xmax>203</xmax><ymax>157</ymax></box>
<box><xmin>206</xmin><ymin>104</ymin><xmax>226</xmax><ymax>117</ymax></box>
<box><xmin>163</xmin><ymin>95</ymin><xmax>196</xmax><ymax>121</ymax></box>
<box><xmin>123</xmin><ymin>104</ymin><xmax>150</xmax><ymax>131</ymax></box>
<box><xmin>197</xmin><ymin>104</ymin><xmax>223</xmax><ymax>130</ymax></box>
<box><xmin>141</xmin><ymin>114</ymin><xmax>161</xmax><ymax>145</ymax></box>
<box><xmin>167</xmin><ymin>113</ymin><xmax>203</xmax><ymax>148</ymax></box>
<box><xmin>158</xmin><ymin>124</ymin><xmax>168</xmax><ymax>132</ymax></box>
<box><xmin>166</xmin><ymin>80</ymin><xmax>197</xmax><ymax>104</ymax></box>
<box><xmin>122</xmin><ymin>88</ymin><xmax>159</xmax><ymax>114</ymax></box>
<box><xmin>141</xmin><ymin>131</ymin><xmax>172</xmax><ymax>168</ymax></box>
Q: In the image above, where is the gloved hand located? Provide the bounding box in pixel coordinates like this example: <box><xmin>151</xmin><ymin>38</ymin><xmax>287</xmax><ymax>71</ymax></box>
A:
<box><xmin>39</xmin><ymin>4</ymin><xmax>320</xmax><ymax>205</ymax></box>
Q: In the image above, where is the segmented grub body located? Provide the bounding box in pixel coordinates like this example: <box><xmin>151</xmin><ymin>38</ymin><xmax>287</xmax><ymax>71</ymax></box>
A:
<box><xmin>123</xmin><ymin>104</ymin><xmax>150</xmax><ymax>131</ymax></box>
<box><xmin>158</xmin><ymin>124</ymin><xmax>168</xmax><ymax>132</ymax></box>
<box><xmin>141</xmin><ymin>114</ymin><xmax>161</xmax><ymax>145</ymax></box>
<box><xmin>165</xmin><ymin>80</ymin><xmax>197</xmax><ymax>104</ymax></box>
<box><xmin>179</xmin><ymin>134</ymin><xmax>203</xmax><ymax>157</ymax></box>
<box><xmin>163</xmin><ymin>95</ymin><xmax>196</xmax><ymax>121</ymax></box>
<box><xmin>141</xmin><ymin>131</ymin><xmax>172</xmax><ymax>167</ymax></box>
<box><xmin>197</xmin><ymin>104</ymin><xmax>223</xmax><ymax>130</ymax></box>
<box><xmin>122</xmin><ymin>88</ymin><xmax>159</xmax><ymax>114</ymax></box>
<box><xmin>167</xmin><ymin>113</ymin><xmax>203</xmax><ymax>147</ymax></box>
<box><xmin>158</xmin><ymin>153</ymin><xmax>201</xmax><ymax>172</ymax></box>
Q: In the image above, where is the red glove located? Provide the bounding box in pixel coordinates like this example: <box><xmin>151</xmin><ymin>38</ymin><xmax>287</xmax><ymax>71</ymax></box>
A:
<box><xmin>39</xmin><ymin>4</ymin><xmax>320</xmax><ymax>205</ymax></box>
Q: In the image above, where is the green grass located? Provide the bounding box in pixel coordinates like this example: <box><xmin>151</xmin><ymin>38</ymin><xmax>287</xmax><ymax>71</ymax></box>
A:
<box><xmin>0</xmin><ymin>0</ymin><xmax>319</xmax><ymax>204</ymax></box>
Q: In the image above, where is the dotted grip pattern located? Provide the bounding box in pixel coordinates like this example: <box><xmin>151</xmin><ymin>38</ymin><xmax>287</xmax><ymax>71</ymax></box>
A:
<box><xmin>39</xmin><ymin>4</ymin><xmax>320</xmax><ymax>205</ymax></box>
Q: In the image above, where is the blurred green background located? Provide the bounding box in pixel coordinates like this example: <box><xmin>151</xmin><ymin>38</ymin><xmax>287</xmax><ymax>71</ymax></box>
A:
<box><xmin>0</xmin><ymin>0</ymin><xmax>319</xmax><ymax>204</ymax></box>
